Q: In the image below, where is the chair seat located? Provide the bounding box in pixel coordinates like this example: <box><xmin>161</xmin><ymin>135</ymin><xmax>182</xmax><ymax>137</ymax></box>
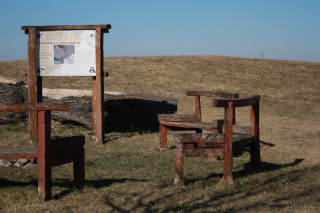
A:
<box><xmin>175</xmin><ymin>133</ymin><xmax>254</xmax><ymax>148</ymax></box>
<box><xmin>160</xmin><ymin>121</ymin><xmax>215</xmax><ymax>131</ymax></box>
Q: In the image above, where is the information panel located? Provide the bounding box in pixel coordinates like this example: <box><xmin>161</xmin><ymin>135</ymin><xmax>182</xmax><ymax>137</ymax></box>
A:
<box><xmin>35</xmin><ymin>30</ymin><xmax>96</xmax><ymax>76</ymax></box>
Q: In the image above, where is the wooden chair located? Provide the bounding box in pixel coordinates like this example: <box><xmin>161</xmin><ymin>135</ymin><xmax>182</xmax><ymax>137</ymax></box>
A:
<box><xmin>0</xmin><ymin>103</ymin><xmax>85</xmax><ymax>200</ymax></box>
<box><xmin>158</xmin><ymin>90</ymin><xmax>239</xmax><ymax>150</ymax></box>
<box><xmin>173</xmin><ymin>95</ymin><xmax>260</xmax><ymax>185</ymax></box>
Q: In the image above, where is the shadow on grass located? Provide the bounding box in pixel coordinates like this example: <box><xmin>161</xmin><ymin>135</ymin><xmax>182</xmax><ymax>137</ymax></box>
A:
<box><xmin>185</xmin><ymin>158</ymin><xmax>304</xmax><ymax>185</ymax></box>
<box><xmin>52</xmin><ymin>177</ymin><xmax>147</xmax><ymax>200</ymax></box>
<box><xmin>86</xmin><ymin>178</ymin><xmax>147</xmax><ymax>189</ymax></box>
<box><xmin>104</xmin><ymin>127</ymin><xmax>159</xmax><ymax>144</ymax></box>
<box><xmin>102</xmin><ymin>162</ymin><xmax>318</xmax><ymax>212</ymax></box>
<box><xmin>0</xmin><ymin>177</ymin><xmax>147</xmax><ymax>200</ymax></box>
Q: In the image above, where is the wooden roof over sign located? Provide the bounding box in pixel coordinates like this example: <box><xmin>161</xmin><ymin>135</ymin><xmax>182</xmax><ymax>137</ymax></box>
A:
<box><xmin>21</xmin><ymin>24</ymin><xmax>112</xmax><ymax>34</ymax></box>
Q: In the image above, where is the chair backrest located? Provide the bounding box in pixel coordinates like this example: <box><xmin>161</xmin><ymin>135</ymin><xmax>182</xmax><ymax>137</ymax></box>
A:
<box><xmin>186</xmin><ymin>90</ymin><xmax>239</xmax><ymax>122</ymax></box>
<box><xmin>0</xmin><ymin>103</ymin><xmax>69</xmax><ymax>112</ymax></box>
<box><xmin>0</xmin><ymin>102</ymin><xmax>69</xmax><ymax>143</ymax></box>
<box><xmin>213</xmin><ymin>95</ymin><xmax>260</xmax><ymax>139</ymax></box>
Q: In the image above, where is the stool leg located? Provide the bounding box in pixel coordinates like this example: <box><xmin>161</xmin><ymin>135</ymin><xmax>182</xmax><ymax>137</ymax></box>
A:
<box><xmin>159</xmin><ymin>124</ymin><xmax>167</xmax><ymax>149</ymax></box>
<box><xmin>74</xmin><ymin>147</ymin><xmax>85</xmax><ymax>189</ymax></box>
<box><xmin>174</xmin><ymin>143</ymin><xmax>184</xmax><ymax>185</ymax></box>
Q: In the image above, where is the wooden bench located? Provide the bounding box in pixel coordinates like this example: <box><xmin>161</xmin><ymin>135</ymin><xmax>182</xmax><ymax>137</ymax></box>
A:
<box><xmin>0</xmin><ymin>103</ymin><xmax>85</xmax><ymax>200</ymax></box>
<box><xmin>158</xmin><ymin>90</ymin><xmax>239</xmax><ymax>149</ymax></box>
<box><xmin>174</xmin><ymin>95</ymin><xmax>261</xmax><ymax>185</ymax></box>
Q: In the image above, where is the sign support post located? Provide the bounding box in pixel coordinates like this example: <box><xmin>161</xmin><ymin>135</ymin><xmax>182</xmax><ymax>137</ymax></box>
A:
<box><xmin>22</xmin><ymin>25</ymin><xmax>111</xmax><ymax>144</ymax></box>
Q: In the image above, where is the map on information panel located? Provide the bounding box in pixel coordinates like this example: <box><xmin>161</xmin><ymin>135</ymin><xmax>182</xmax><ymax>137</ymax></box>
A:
<box><xmin>35</xmin><ymin>30</ymin><xmax>96</xmax><ymax>76</ymax></box>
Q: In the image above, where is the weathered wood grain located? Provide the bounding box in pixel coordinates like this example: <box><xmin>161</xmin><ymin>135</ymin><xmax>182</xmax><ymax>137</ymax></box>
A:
<box><xmin>158</xmin><ymin>114</ymin><xmax>196</xmax><ymax>122</ymax></box>
<box><xmin>0</xmin><ymin>103</ymin><xmax>69</xmax><ymax>112</ymax></box>
<box><xmin>213</xmin><ymin>95</ymin><xmax>260</xmax><ymax>108</ymax></box>
<box><xmin>186</xmin><ymin>90</ymin><xmax>239</xmax><ymax>98</ymax></box>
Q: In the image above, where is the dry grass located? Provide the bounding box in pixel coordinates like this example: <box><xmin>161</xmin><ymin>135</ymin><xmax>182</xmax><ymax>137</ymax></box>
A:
<box><xmin>0</xmin><ymin>55</ymin><xmax>319</xmax><ymax>212</ymax></box>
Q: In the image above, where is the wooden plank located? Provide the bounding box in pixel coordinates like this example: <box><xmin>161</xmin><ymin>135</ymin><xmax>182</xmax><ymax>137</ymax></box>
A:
<box><xmin>73</xmin><ymin>147</ymin><xmax>85</xmax><ymax>188</ymax></box>
<box><xmin>250</xmin><ymin>96</ymin><xmax>261</xmax><ymax>167</ymax></box>
<box><xmin>160</xmin><ymin>121</ymin><xmax>215</xmax><ymax>130</ymax></box>
<box><xmin>232</xmin><ymin>134</ymin><xmax>254</xmax><ymax>148</ymax></box>
<box><xmin>213</xmin><ymin>95</ymin><xmax>260</xmax><ymax>108</ymax></box>
<box><xmin>51</xmin><ymin>148</ymin><xmax>79</xmax><ymax>166</ymax></box>
<box><xmin>233</xmin><ymin>125</ymin><xmax>250</xmax><ymax>135</ymax></box>
<box><xmin>22</xmin><ymin>24</ymin><xmax>111</xmax><ymax>33</ymax></box>
<box><xmin>183</xmin><ymin>148</ymin><xmax>224</xmax><ymax>157</ymax></box>
<box><xmin>196</xmin><ymin>142</ymin><xmax>225</xmax><ymax>148</ymax></box>
<box><xmin>187</xmin><ymin>90</ymin><xmax>239</xmax><ymax>98</ymax></box>
<box><xmin>51</xmin><ymin>135</ymin><xmax>85</xmax><ymax>151</ymax></box>
<box><xmin>0</xmin><ymin>103</ymin><xmax>69</xmax><ymax>112</ymax></box>
<box><xmin>94</xmin><ymin>26</ymin><xmax>105</xmax><ymax>143</ymax></box>
<box><xmin>174</xmin><ymin>133</ymin><xmax>224</xmax><ymax>144</ymax></box>
<box><xmin>212</xmin><ymin>119</ymin><xmax>224</xmax><ymax>128</ymax></box>
<box><xmin>223</xmin><ymin>102</ymin><xmax>234</xmax><ymax>181</ymax></box>
<box><xmin>174</xmin><ymin>143</ymin><xmax>184</xmax><ymax>185</ymax></box>
<box><xmin>158</xmin><ymin>114</ymin><xmax>196</xmax><ymax>122</ymax></box>
<box><xmin>0</xmin><ymin>147</ymin><xmax>38</xmax><ymax>159</ymax></box>
<box><xmin>195</xmin><ymin>96</ymin><xmax>201</xmax><ymax>121</ymax></box>
<box><xmin>28</xmin><ymin>27</ymin><xmax>37</xmax><ymax>142</ymax></box>
<box><xmin>92</xmin><ymin>76</ymin><xmax>97</xmax><ymax>137</ymax></box>
<box><xmin>159</xmin><ymin>124</ymin><xmax>167</xmax><ymax>149</ymax></box>
<box><xmin>37</xmin><ymin>111</ymin><xmax>52</xmax><ymax>200</ymax></box>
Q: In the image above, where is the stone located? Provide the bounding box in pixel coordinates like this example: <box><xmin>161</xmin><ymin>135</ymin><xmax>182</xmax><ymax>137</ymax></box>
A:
<box><xmin>17</xmin><ymin>159</ymin><xmax>29</xmax><ymax>166</ymax></box>
<box><xmin>0</xmin><ymin>159</ymin><xmax>12</xmax><ymax>167</ymax></box>
<box><xmin>23</xmin><ymin>162</ymin><xmax>34</xmax><ymax>168</ymax></box>
<box><xmin>14</xmin><ymin>161</ymin><xmax>21</xmax><ymax>167</ymax></box>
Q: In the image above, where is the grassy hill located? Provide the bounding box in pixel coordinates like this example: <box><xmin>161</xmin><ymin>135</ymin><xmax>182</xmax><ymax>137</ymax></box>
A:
<box><xmin>0</xmin><ymin>56</ymin><xmax>319</xmax><ymax>212</ymax></box>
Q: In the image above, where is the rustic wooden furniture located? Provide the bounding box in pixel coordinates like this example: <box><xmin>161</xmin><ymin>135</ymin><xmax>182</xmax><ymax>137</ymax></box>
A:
<box><xmin>173</xmin><ymin>95</ymin><xmax>260</xmax><ymax>185</ymax></box>
<box><xmin>158</xmin><ymin>91</ymin><xmax>239</xmax><ymax>149</ymax></box>
<box><xmin>0</xmin><ymin>103</ymin><xmax>85</xmax><ymax>200</ymax></box>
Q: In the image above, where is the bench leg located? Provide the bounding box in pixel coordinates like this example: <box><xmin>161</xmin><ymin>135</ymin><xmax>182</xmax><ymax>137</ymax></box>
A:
<box><xmin>159</xmin><ymin>124</ymin><xmax>167</xmax><ymax>149</ymax></box>
<box><xmin>174</xmin><ymin>143</ymin><xmax>184</xmax><ymax>185</ymax></box>
<box><xmin>74</xmin><ymin>147</ymin><xmax>85</xmax><ymax>189</ymax></box>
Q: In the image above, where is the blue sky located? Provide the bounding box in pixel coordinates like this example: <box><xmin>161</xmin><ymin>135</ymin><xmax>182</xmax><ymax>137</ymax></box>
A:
<box><xmin>1</xmin><ymin>0</ymin><xmax>319</xmax><ymax>62</ymax></box>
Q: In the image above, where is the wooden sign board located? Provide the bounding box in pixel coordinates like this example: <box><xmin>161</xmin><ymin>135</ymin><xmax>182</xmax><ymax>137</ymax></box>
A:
<box><xmin>22</xmin><ymin>25</ymin><xmax>111</xmax><ymax>144</ymax></box>
<box><xmin>35</xmin><ymin>30</ymin><xmax>97</xmax><ymax>76</ymax></box>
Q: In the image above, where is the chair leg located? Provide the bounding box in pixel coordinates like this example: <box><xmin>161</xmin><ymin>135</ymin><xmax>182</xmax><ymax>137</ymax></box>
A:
<box><xmin>250</xmin><ymin>140</ymin><xmax>261</xmax><ymax>168</ymax></box>
<box><xmin>250</xmin><ymin>97</ymin><xmax>261</xmax><ymax>168</ymax></box>
<box><xmin>223</xmin><ymin>156</ymin><xmax>233</xmax><ymax>182</ymax></box>
<box><xmin>174</xmin><ymin>143</ymin><xmax>184</xmax><ymax>185</ymax></box>
<box><xmin>37</xmin><ymin>110</ymin><xmax>52</xmax><ymax>200</ymax></box>
<box><xmin>38</xmin><ymin>157</ymin><xmax>52</xmax><ymax>200</ymax></box>
<box><xmin>74</xmin><ymin>147</ymin><xmax>85</xmax><ymax>189</ymax></box>
<box><xmin>223</xmin><ymin>102</ymin><xmax>234</xmax><ymax>182</ymax></box>
<box><xmin>159</xmin><ymin>124</ymin><xmax>167</xmax><ymax>149</ymax></box>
